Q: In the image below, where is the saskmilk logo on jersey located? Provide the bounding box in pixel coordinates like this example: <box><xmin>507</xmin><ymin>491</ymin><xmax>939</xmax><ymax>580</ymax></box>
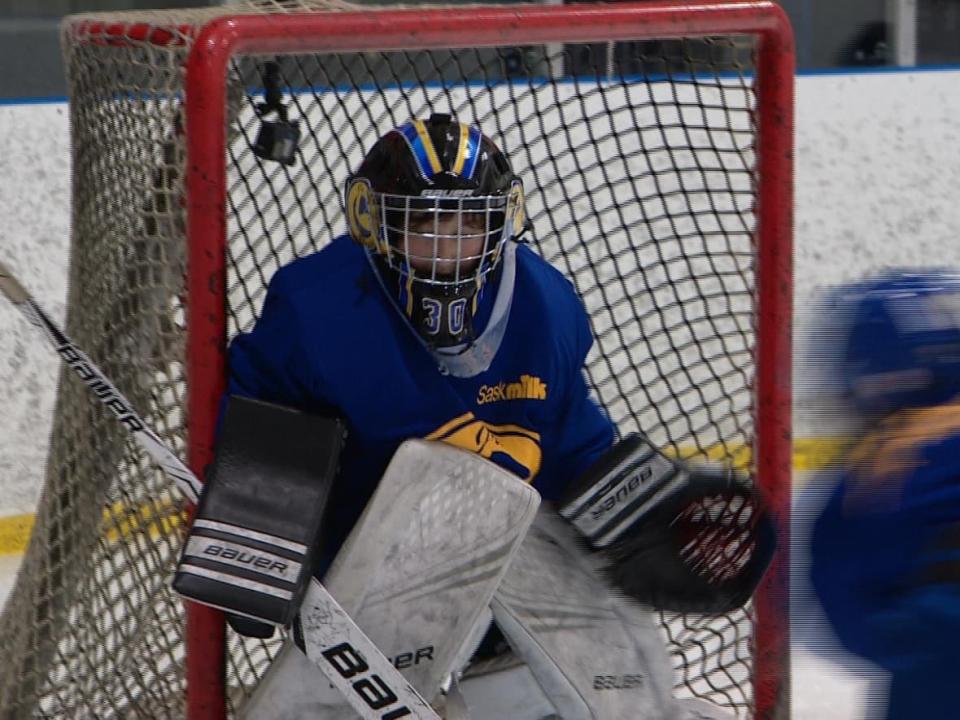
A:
<box><xmin>477</xmin><ymin>374</ymin><xmax>548</xmax><ymax>405</ymax></box>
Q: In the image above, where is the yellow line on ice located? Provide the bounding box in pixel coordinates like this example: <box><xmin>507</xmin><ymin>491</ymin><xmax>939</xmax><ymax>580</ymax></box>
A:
<box><xmin>0</xmin><ymin>498</ymin><xmax>187</xmax><ymax>557</ymax></box>
<box><xmin>0</xmin><ymin>436</ymin><xmax>852</xmax><ymax>557</ymax></box>
<box><xmin>0</xmin><ymin>513</ymin><xmax>34</xmax><ymax>556</ymax></box>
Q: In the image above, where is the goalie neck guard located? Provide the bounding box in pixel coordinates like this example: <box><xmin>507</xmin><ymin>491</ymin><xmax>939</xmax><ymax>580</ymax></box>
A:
<box><xmin>345</xmin><ymin>113</ymin><xmax>526</xmax><ymax>349</ymax></box>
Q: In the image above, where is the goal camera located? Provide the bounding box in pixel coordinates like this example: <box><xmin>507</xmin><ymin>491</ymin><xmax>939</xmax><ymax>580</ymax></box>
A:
<box><xmin>252</xmin><ymin>61</ymin><xmax>300</xmax><ymax>166</ymax></box>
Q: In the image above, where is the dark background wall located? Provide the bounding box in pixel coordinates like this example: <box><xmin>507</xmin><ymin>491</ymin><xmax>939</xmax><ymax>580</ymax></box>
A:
<box><xmin>0</xmin><ymin>0</ymin><xmax>214</xmax><ymax>98</ymax></box>
<box><xmin>0</xmin><ymin>0</ymin><xmax>956</xmax><ymax>99</ymax></box>
<box><xmin>779</xmin><ymin>0</ymin><xmax>887</xmax><ymax>69</ymax></box>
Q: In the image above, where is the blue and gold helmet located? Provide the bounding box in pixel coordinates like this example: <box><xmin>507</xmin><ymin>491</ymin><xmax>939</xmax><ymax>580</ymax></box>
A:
<box><xmin>839</xmin><ymin>269</ymin><xmax>960</xmax><ymax>415</ymax></box>
<box><xmin>345</xmin><ymin>113</ymin><xmax>525</xmax><ymax>348</ymax></box>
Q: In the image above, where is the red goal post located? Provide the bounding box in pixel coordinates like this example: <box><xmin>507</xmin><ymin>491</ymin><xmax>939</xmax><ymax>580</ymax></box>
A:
<box><xmin>8</xmin><ymin>2</ymin><xmax>793</xmax><ymax>719</ymax></box>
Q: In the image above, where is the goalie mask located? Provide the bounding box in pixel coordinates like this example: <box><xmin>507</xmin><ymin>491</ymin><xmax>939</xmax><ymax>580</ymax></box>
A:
<box><xmin>345</xmin><ymin>113</ymin><xmax>526</xmax><ymax>348</ymax></box>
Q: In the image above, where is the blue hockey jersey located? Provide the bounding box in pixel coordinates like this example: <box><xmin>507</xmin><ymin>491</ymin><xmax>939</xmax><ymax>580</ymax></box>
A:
<box><xmin>810</xmin><ymin>402</ymin><xmax>960</xmax><ymax>719</ymax></box>
<box><xmin>227</xmin><ymin>235</ymin><xmax>615</xmax><ymax>563</ymax></box>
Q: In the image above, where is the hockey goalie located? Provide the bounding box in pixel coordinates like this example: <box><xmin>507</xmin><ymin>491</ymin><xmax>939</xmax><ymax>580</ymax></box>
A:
<box><xmin>173</xmin><ymin>114</ymin><xmax>775</xmax><ymax>718</ymax></box>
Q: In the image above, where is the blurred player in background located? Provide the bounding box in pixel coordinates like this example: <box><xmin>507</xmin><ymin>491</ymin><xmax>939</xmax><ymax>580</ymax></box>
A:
<box><xmin>809</xmin><ymin>269</ymin><xmax>960</xmax><ymax>720</ymax></box>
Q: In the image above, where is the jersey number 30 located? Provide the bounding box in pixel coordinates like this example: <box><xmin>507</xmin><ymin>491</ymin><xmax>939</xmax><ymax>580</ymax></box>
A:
<box><xmin>422</xmin><ymin>297</ymin><xmax>467</xmax><ymax>336</ymax></box>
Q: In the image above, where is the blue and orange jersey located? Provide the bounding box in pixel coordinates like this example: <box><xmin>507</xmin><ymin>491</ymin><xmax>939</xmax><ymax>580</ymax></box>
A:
<box><xmin>227</xmin><ymin>235</ymin><xmax>615</xmax><ymax>560</ymax></box>
<box><xmin>810</xmin><ymin>402</ymin><xmax>960</xmax><ymax>719</ymax></box>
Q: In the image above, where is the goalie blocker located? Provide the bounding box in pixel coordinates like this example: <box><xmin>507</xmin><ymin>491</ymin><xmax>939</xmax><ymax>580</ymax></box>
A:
<box><xmin>559</xmin><ymin>434</ymin><xmax>776</xmax><ymax>614</ymax></box>
<box><xmin>173</xmin><ymin>396</ymin><xmax>345</xmax><ymax>631</ymax></box>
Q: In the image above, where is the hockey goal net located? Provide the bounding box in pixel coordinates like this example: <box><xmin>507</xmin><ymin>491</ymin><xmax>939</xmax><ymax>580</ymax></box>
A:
<box><xmin>0</xmin><ymin>1</ymin><xmax>792</xmax><ymax>718</ymax></box>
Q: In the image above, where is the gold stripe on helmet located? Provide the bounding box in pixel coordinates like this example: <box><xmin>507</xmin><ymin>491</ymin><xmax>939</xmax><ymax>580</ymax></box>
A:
<box><xmin>452</xmin><ymin>122</ymin><xmax>471</xmax><ymax>176</ymax></box>
<box><xmin>412</xmin><ymin>119</ymin><xmax>443</xmax><ymax>174</ymax></box>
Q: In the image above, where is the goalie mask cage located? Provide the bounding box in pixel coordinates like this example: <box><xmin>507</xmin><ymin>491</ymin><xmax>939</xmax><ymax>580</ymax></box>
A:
<box><xmin>0</xmin><ymin>0</ymin><xmax>792</xmax><ymax>718</ymax></box>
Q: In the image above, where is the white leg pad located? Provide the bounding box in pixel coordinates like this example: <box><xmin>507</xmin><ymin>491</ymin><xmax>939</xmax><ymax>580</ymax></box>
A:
<box><xmin>239</xmin><ymin>440</ymin><xmax>540</xmax><ymax>717</ymax></box>
<box><xmin>489</xmin><ymin>506</ymin><xmax>680</xmax><ymax>720</ymax></box>
<box><xmin>238</xmin><ymin>641</ymin><xmax>354</xmax><ymax>720</ymax></box>
<box><xmin>459</xmin><ymin>659</ymin><xmax>560</xmax><ymax>720</ymax></box>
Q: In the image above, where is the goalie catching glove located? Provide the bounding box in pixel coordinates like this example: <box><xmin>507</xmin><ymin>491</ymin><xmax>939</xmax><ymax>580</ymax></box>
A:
<box><xmin>173</xmin><ymin>396</ymin><xmax>344</xmax><ymax>634</ymax></box>
<box><xmin>559</xmin><ymin>434</ymin><xmax>776</xmax><ymax>614</ymax></box>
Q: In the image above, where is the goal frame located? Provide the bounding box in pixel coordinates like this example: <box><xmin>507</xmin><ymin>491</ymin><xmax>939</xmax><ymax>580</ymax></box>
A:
<box><xmin>73</xmin><ymin>2</ymin><xmax>794</xmax><ymax>718</ymax></box>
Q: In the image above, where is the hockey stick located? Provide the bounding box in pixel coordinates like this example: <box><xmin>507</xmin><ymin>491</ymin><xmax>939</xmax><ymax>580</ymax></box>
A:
<box><xmin>0</xmin><ymin>260</ymin><xmax>441</xmax><ymax>720</ymax></box>
<box><xmin>0</xmin><ymin>263</ymin><xmax>204</xmax><ymax>502</ymax></box>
